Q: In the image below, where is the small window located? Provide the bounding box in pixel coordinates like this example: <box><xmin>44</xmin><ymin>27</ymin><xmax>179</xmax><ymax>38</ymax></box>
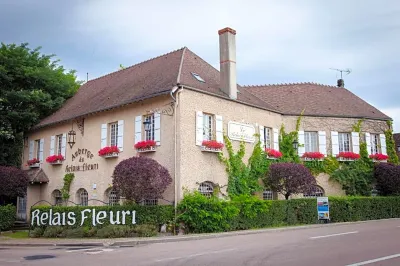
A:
<box><xmin>77</xmin><ymin>188</ymin><xmax>88</xmax><ymax>206</ymax></box>
<box><xmin>144</xmin><ymin>114</ymin><xmax>155</xmax><ymax>141</ymax></box>
<box><xmin>338</xmin><ymin>133</ymin><xmax>351</xmax><ymax>152</ymax></box>
<box><xmin>203</xmin><ymin>114</ymin><xmax>214</xmax><ymax>141</ymax></box>
<box><xmin>370</xmin><ymin>134</ymin><xmax>380</xmax><ymax>154</ymax></box>
<box><xmin>303</xmin><ymin>186</ymin><xmax>325</xmax><ymax>198</ymax></box>
<box><xmin>198</xmin><ymin>182</ymin><xmax>214</xmax><ymax>198</ymax></box>
<box><xmin>264</xmin><ymin>127</ymin><xmax>272</xmax><ymax>149</ymax></box>
<box><xmin>191</xmin><ymin>72</ymin><xmax>205</xmax><ymax>83</ymax></box>
<box><xmin>107</xmin><ymin>188</ymin><xmax>120</xmax><ymax>206</ymax></box>
<box><xmin>397</xmin><ymin>145</ymin><xmax>400</xmax><ymax>152</ymax></box>
<box><xmin>305</xmin><ymin>132</ymin><xmax>318</xmax><ymax>152</ymax></box>
<box><xmin>109</xmin><ymin>122</ymin><xmax>118</xmax><ymax>147</ymax></box>
<box><xmin>263</xmin><ymin>190</ymin><xmax>274</xmax><ymax>200</ymax></box>
<box><xmin>56</xmin><ymin>134</ymin><xmax>63</xmax><ymax>155</ymax></box>
<box><xmin>52</xmin><ymin>190</ymin><xmax>63</xmax><ymax>206</ymax></box>
<box><xmin>141</xmin><ymin>199</ymin><xmax>158</xmax><ymax>206</ymax></box>
<box><xmin>35</xmin><ymin>139</ymin><xmax>41</xmax><ymax>159</ymax></box>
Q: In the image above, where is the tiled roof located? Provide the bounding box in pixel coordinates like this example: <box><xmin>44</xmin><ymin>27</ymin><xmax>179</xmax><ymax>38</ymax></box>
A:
<box><xmin>25</xmin><ymin>168</ymin><xmax>49</xmax><ymax>183</ymax></box>
<box><xmin>245</xmin><ymin>83</ymin><xmax>390</xmax><ymax>120</ymax></box>
<box><xmin>34</xmin><ymin>47</ymin><xmax>390</xmax><ymax>129</ymax></box>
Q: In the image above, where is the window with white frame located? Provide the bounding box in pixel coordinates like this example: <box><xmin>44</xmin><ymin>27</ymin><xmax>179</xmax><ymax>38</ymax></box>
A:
<box><xmin>263</xmin><ymin>127</ymin><xmax>272</xmax><ymax>149</ymax></box>
<box><xmin>56</xmin><ymin>134</ymin><xmax>63</xmax><ymax>155</ymax></box>
<box><xmin>198</xmin><ymin>182</ymin><xmax>214</xmax><ymax>198</ymax></box>
<box><xmin>77</xmin><ymin>188</ymin><xmax>88</xmax><ymax>206</ymax></box>
<box><xmin>35</xmin><ymin>139</ymin><xmax>41</xmax><ymax>159</ymax></box>
<box><xmin>109</xmin><ymin>122</ymin><xmax>118</xmax><ymax>146</ymax></box>
<box><xmin>398</xmin><ymin>145</ymin><xmax>400</xmax><ymax>152</ymax></box>
<box><xmin>203</xmin><ymin>114</ymin><xmax>214</xmax><ymax>141</ymax></box>
<box><xmin>303</xmin><ymin>186</ymin><xmax>325</xmax><ymax>198</ymax></box>
<box><xmin>370</xmin><ymin>134</ymin><xmax>380</xmax><ymax>154</ymax></box>
<box><xmin>53</xmin><ymin>190</ymin><xmax>63</xmax><ymax>206</ymax></box>
<box><xmin>263</xmin><ymin>190</ymin><xmax>274</xmax><ymax>200</ymax></box>
<box><xmin>144</xmin><ymin>114</ymin><xmax>155</xmax><ymax>141</ymax></box>
<box><xmin>338</xmin><ymin>133</ymin><xmax>351</xmax><ymax>152</ymax></box>
<box><xmin>304</xmin><ymin>131</ymin><xmax>318</xmax><ymax>152</ymax></box>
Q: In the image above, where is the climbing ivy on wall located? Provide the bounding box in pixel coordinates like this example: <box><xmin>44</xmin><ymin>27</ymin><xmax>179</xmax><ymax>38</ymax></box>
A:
<box><xmin>279</xmin><ymin>111</ymin><xmax>303</xmax><ymax>163</ymax></box>
<box><xmin>61</xmin><ymin>173</ymin><xmax>75</xmax><ymax>200</ymax></box>
<box><xmin>385</xmin><ymin>121</ymin><xmax>399</xmax><ymax>165</ymax></box>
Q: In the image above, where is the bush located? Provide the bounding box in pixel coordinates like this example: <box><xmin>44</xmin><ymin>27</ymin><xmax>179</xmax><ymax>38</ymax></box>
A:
<box><xmin>0</xmin><ymin>204</ymin><xmax>16</xmax><ymax>231</ymax></box>
<box><xmin>96</xmin><ymin>225</ymin><xmax>135</xmax><ymax>238</ymax></box>
<box><xmin>43</xmin><ymin>226</ymin><xmax>64</xmax><ymax>238</ymax></box>
<box><xmin>135</xmin><ymin>224</ymin><xmax>158</xmax><ymax>237</ymax></box>
<box><xmin>29</xmin><ymin>227</ymin><xmax>45</xmax><ymax>238</ymax></box>
<box><xmin>375</xmin><ymin>163</ymin><xmax>400</xmax><ymax>196</ymax></box>
<box><xmin>63</xmin><ymin>228</ymin><xmax>85</xmax><ymax>238</ymax></box>
<box><xmin>0</xmin><ymin>166</ymin><xmax>29</xmax><ymax>199</ymax></box>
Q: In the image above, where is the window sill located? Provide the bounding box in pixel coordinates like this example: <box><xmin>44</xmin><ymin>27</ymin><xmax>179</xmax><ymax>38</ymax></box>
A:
<box><xmin>101</xmin><ymin>152</ymin><xmax>119</xmax><ymax>158</ymax></box>
<box><xmin>29</xmin><ymin>163</ymin><xmax>40</xmax><ymax>168</ymax></box>
<box><xmin>337</xmin><ymin>158</ymin><xmax>358</xmax><ymax>162</ymax></box>
<box><xmin>49</xmin><ymin>160</ymin><xmax>64</xmax><ymax>165</ymax></box>
<box><xmin>136</xmin><ymin>146</ymin><xmax>156</xmax><ymax>153</ymax></box>
<box><xmin>266</xmin><ymin>156</ymin><xmax>279</xmax><ymax>160</ymax></box>
<box><xmin>372</xmin><ymin>159</ymin><xmax>387</xmax><ymax>163</ymax></box>
<box><xmin>201</xmin><ymin>146</ymin><xmax>222</xmax><ymax>153</ymax></box>
<box><xmin>302</xmin><ymin>158</ymin><xmax>324</xmax><ymax>161</ymax></box>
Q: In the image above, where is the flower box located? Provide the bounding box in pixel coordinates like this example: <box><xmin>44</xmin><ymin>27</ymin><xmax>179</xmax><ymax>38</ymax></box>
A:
<box><xmin>302</xmin><ymin>152</ymin><xmax>324</xmax><ymax>161</ymax></box>
<box><xmin>137</xmin><ymin>146</ymin><xmax>157</xmax><ymax>153</ymax></box>
<box><xmin>135</xmin><ymin>140</ymin><xmax>157</xmax><ymax>153</ymax></box>
<box><xmin>27</xmin><ymin>158</ymin><xmax>40</xmax><ymax>168</ymax></box>
<box><xmin>98</xmin><ymin>146</ymin><xmax>120</xmax><ymax>158</ymax></box>
<box><xmin>29</xmin><ymin>163</ymin><xmax>40</xmax><ymax>168</ymax></box>
<box><xmin>265</xmin><ymin>148</ymin><xmax>282</xmax><ymax>159</ymax></box>
<box><xmin>46</xmin><ymin>155</ymin><xmax>65</xmax><ymax>165</ymax></box>
<box><xmin>201</xmin><ymin>140</ymin><xmax>224</xmax><ymax>153</ymax></box>
<box><xmin>336</xmin><ymin>152</ymin><xmax>360</xmax><ymax>161</ymax></box>
<box><xmin>369</xmin><ymin>153</ymin><xmax>388</xmax><ymax>162</ymax></box>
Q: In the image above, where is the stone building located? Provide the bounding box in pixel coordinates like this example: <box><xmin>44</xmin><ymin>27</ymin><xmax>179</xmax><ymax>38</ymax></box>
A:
<box><xmin>20</xmin><ymin>27</ymin><xmax>391</xmax><ymax>219</ymax></box>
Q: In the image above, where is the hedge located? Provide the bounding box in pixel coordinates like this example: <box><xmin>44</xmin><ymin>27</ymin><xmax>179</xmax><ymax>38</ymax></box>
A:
<box><xmin>30</xmin><ymin>205</ymin><xmax>174</xmax><ymax>230</ymax></box>
<box><xmin>177</xmin><ymin>192</ymin><xmax>400</xmax><ymax>233</ymax></box>
<box><xmin>0</xmin><ymin>204</ymin><xmax>16</xmax><ymax>231</ymax></box>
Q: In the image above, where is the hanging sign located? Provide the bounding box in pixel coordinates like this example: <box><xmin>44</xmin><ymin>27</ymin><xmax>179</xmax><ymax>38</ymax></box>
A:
<box><xmin>65</xmin><ymin>148</ymin><xmax>99</xmax><ymax>172</ymax></box>
<box><xmin>317</xmin><ymin>197</ymin><xmax>330</xmax><ymax>220</ymax></box>
<box><xmin>228</xmin><ymin>121</ymin><xmax>256</xmax><ymax>143</ymax></box>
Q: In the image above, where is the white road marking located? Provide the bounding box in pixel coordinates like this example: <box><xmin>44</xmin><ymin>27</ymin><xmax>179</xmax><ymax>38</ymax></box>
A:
<box><xmin>153</xmin><ymin>248</ymin><xmax>237</xmax><ymax>262</ymax></box>
<box><xmin>309</xmin><ymin>231</ymin><xmax>358</xmax><ymax>239</ymax></box>
<box><xmin>66</xmin><ymin>248</ymin><xmax>99</xmax><ymax>253</ymax></box>
<box><xmin>346</xmin><ymin>253</ymin><xmax>400</xmax><ymax>266</ymax></box>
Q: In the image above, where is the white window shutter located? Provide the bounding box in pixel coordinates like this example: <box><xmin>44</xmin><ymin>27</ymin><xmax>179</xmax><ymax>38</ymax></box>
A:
<box><xmin>39</xmin><ymin>138</ymin><xmax>44</xmax><ymax>162</ymax></box>
<box><xmin>298</xmin><ymin>131</ymin><xmax>305</xmax><ymax>156</ymax></box>
<box><xmin>101</xmin><ymin>124</ymin><xmax>107</xmax><ymax>148</ymax></box>
<box><xmin>50</xmin><ymin>136</ymin><xmax>55</xmax><ymax>156</ymax></box>
<box><xmin>365</xmin><ymin>133</ymin><xmax>372</xmax><ymax>155</ymax></box>
<box><xmin>61</xmin><ymin>133</ymin><xmax>67</xmax><ymax>157</ymax></box>
<box><xmin>29</xmin><ymin>140</ymin><xmax>34</xmax><ymax>160</ymax></box>
<box><xmin>134</xmin><ymin>116</ymin><xmax>142</xmax><ymax>144</ymax></box>
<box><xmin>196</xmin><ymin>111</ymin><xmax>204</xmax><ymax>146</ymax></box>
<box><xmin>318</xmin><ymin>131</ymin><xmax>327</xmax><ymax>156</ymax></box>
<box><xmin>351</xmin><ymin>132</ymin><xmax>360</xmax><ymax>154</ymax></box>
<box><xmin>380</xmin><ymin>133</ymin><xmax>387</xmax><ymax>155</ymax></box>
<box><xmin>154</xmin><ymin>112</ymin><xmax>161</xmax><ymax>146</ymax></box>
<box><xmin>215</xmin><ymin>115</ymin><xmax>223</xmax><ymax>143</ymax></box>
<box><xmin>331</xmin><ymin>131</ymin><xmax>339</xmax><ymax>156</ymax></box>
<box><xmin>259</xmin><ymin>125</ymin><xmax>265</xmax><ymax>149</ymax></box>
<box><xmin>273</xmin><ymin>128</ymin><xmax>279</xmax><ymax>151</ymax></box>
<box><xmin>117</xmin><ymin>120</ymin><xmax>124</xmax><ymax>151</ymax></box>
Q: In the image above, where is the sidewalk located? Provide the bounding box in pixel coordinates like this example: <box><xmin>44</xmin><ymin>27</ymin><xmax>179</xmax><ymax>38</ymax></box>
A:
<box><xmin>1</xmin><ymin>218</ymin><xmax>398</xmax><ymax>247</ymax></box>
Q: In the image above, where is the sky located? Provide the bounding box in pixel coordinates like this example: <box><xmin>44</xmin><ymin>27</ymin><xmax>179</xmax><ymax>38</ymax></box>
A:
<box><xmin>1</xmin><ymin>0</ymin><xmax>400</xmax><ymax>131</ymax></box>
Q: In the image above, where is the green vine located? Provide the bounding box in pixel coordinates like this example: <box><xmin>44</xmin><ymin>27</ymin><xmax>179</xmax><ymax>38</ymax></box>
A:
<box><xmin>61</xmin><ymin>173</ymin><xmax>75</xmax><ymax>200</ymax></box>
<box><xmin>279</xmin><ymin>111</ymin><xmax>304</xmax><ymax>163</ymax></box>
<box><xmin>385</xmin><ymin>121</ymin><xmax>399</xmax><ymax>165</ymax></box>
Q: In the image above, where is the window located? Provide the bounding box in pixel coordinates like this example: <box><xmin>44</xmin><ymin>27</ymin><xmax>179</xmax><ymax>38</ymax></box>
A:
<box><xmin>198</xmin><ymin>182</ymin><xmax>214</xmax><ymax>198</ymax></box>
<box><xmin>191</xmin><ymin>72</ymin><xmax>205</xmax><ymax>83</ymax></box>
<box><xmin>338</xmin><ymin>133</ymin><xmax>351</xmax><ymax>152</ymax></box>
<box><xmin>77</xmin><ymin>188</ymin><xmax>88</xmax><ymax>206</ymax></box>
<box><xmin>107</xmin><ymin>188</ymin><xmax>120</xmax><ymax>206</ymax></box>
<box><xmin>398</xmin><ymin>146</ymin><xmax>400</xmax><ymax>152</ymax></box>
<box><xmin>305</xmin><ymin>132</ymin><xmax>318</xmax><ymax>152</ymax></box>
<box><xmin>35</xmin><ymin>139</ymin><xmax>41</xmax><ymax>159</ymax></box>
<box><xmin>263</xmin><ymin>127</ymin><xmax>272</xmax><ymax>149</ymax></box>
<box><xmin>144</xmin><ymin>114</ymin><xmax>155</xmax><ymax>141</ymax></box>
<box><xmin>52</xmin><ymin>190</ymin><xmax>63</xmax><ymax>206</ymax></box>
<box><xmin>109</xmin><ymin>122</ymin><xmax>118</xmax><ymax>146</ymax></box>
<box><xmin>370</xmin><ymin>134</ymin><xmax>380</xmax><ymax>154</ymax></box>
<box><xmin>263</xmin><ymin>190</ymin><xmax>274</xmax><ymax>200</ymax></box>
<box><xmin>56</xmin><ymin>134</ymin><xmax>63</xmax><ymax>155</ymax></box>
<box><xmin>141</xmin><ymin>199</ymin><xmax>158</xmax><ymax>206</ymax></box>
<box><xmin>303</xmin><ymin>186</ymin><xmax>324</xmax><ymax>198</ymax></box>
<box><xmin>203</xmin><ymin>114</ymin><xmax>214</xmax><ymax>141</ymax></box>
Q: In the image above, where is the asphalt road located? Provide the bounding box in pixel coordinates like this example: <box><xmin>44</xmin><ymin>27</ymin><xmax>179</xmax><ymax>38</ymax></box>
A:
<box><xmin>1</xmin><ymin>219</ymin><xmax>400</xmax><ymax>266</ymax></box>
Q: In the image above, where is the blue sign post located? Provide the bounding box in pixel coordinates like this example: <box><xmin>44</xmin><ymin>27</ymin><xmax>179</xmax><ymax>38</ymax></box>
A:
<box><xmin>317</xmin><ymin>197</ymin><xmax>330</xmax><ymax>222</ymax></box>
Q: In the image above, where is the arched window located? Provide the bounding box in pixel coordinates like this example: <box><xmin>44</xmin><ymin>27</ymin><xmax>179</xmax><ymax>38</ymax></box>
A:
<box><xmin>198</xmin><ymin>182</ymin><xmax>214</xmax><ymax>198</ymax></box>
<box><xmin>105</xmin><ymin>188</ymin><xmax>120</xmax><ymax>206</ymax></box>
<box><xmin>303</xmin><ymin>186</ymin><xmax>325</xmax><ymax>198</ymax></box>
<box><xmin>263</xmin><ymin>190</ymin><xmax>274</xmax><ymax>200</ymax></box>
<box><xmin>52</xmin><ymin>189</ymin><xmax>63</xmax><ymax>206</ymax></box>
<box><xmin>77</xmin><ymin>188</ymin><xmax>88</xmax><ymax>206</ymax></box>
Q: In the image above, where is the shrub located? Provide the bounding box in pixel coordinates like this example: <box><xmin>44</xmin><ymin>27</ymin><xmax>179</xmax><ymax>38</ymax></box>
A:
<box><xmin>0</xmin><ymin>204</ymin><xmax>16</xmax><ymax>231</ymax></box>
<box><xmin>112</xmin><ymin>157</ymin><xmax>172</xmax><ymax>202</ymax></box>
<box><xmin>63</xmin><ymin>228</ymin><xmax>85</xmax><ymax>238</ymax></box>
<box><xmin>96</xmin><ymin>225</ymin><xmax>135</xmax><ymax>238</ymax></box>
<box><xmin>135</xmin><ymin>224</ymin><xmax>158</xmax><ymax>237</ymax></box>
<box><xmin>266</xmin><ymin>163</ymin><xmax>316</xmax><ymax>199</ymax></box>
<box><xmin>0</xmin><ymin>166</ymin><xmax>29</xmax><ymax>199</ymax></box>
<box><xmin>29</xmin><ymin>227</ymin><xmax>45</xmax><ymax>238</ymax></box>
<box><xmin>43</xmin><ymin>226</ymin><xmax>64</xmax><ymax>238</ymax></box>
<box><xmin>375</xmin><ymin>163</ymin><xmax>400</xmax><ymax>196</ymax></box>
<box><xmin>83</xmin><ymin>226</ymin><xmax>97</xmax><ymax>238</ymax></box>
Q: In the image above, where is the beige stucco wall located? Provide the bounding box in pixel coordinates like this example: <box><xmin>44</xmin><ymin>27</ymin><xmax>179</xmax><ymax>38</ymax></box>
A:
<box><xmin>23</xmin><ymin>95</ymin><xmax>176</xmax><ymax>208</ymax></box>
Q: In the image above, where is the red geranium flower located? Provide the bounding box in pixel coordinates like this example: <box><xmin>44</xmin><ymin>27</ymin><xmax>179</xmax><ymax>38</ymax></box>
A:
<box><xmin>202</xmin><ymin>140</ymin><xmax>224</xmax><ymax>149</ymax></box>
<box><xmin>265</xmin><ymin>148</ymin><xmax>283</xmax><ymax>158</ymax></box>
<box><xmin>27</xmin><ymin>158</ymin><xmax>40</xmax><ymax>165</ymax></box>
<box><xmin>302</xmin><ymin>152</ymin><xmax>324</xmax><ymax>159</ymax></box>
<box><xmin>336</xmin><ymin>152</ymin><xmax>360</xmax><ymax>160</ymax></box>
<box><xmin>134</xmin><ymin>140</ymin><xmax>157</xmax><ymax>149</ymax></box>
<box><xmin>369</xmin><ymin>153</ymin><xmax>389</xmax><ymax>161</ymax></box>
<box><xmin>98</xmin><ymin>146</ymin><xmax>120</xmax><ymax>156</ymax></box>
<box><xmin>46</xmin><ymin>154</ymin><xmax>65</xmax><ymax>163</ymax></box>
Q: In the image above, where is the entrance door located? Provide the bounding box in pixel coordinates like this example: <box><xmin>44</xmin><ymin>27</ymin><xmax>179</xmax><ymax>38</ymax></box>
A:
<box><xmin>17</xmin><ymin>196</ymin><xmax>27</xmax><ymax>221</ymax></box>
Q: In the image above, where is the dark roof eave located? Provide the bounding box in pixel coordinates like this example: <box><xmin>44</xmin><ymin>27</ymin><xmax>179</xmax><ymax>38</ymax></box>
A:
<box><xmin>29</xmin><ymin>90</ymin><xmax>172</xmax><ymax>132</ymax></box>
<box><xmin>283</xmin><ymin>113</ymin><xmax>392</xmax><ymax>121</ymax></box>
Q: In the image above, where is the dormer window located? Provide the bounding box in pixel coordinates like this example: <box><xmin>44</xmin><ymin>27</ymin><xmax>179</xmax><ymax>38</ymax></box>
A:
<box><xmin>191</xmin><ymin>72</ymin><xmax>205</xmax><ymax>83</ymax></box>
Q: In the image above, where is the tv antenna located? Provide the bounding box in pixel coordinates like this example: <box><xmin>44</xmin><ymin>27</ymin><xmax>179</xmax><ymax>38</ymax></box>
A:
<box><xmin>329</xmin><ymin>68</ymin><xmax>352</xmax><ymax>79</ymax></box>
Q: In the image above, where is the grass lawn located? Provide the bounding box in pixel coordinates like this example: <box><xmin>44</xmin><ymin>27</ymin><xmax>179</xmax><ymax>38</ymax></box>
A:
<box><xmin>0</xmin><ymin>231</ymin><xmax>29</xmax><ymax>239</ymax></box>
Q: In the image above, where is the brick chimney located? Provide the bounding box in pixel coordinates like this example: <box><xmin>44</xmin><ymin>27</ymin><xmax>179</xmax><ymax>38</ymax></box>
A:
<box><xmin>218</xmin><ymin>27</ymin><xmax>237</xmax><ymax>100</ymax></box>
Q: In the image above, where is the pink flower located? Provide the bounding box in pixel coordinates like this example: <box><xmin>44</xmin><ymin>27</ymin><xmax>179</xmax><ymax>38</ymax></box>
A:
<box><xmin>265</xmin><ymin>148</ymin><xmax>283</xmax><ymax>158</ymax></box>
<box><xmin>302</xmin><ymin>152</ymin><xmax>324</xmax><ymax>159</ymax></box>
<box><xmin>134</xmin><ymin>140</ymin><xmax>157</xmax><ymax>149</ymax></box>
<box><xmin>27</xmin><ymin>158</ymin><xmax>40</xmax><ymax>165</ymax></box>
<box><xmin>336</xmin><ymin>152</ymin><xmax>360</xmax><ymax>160</ymax></box>
<box><xmin>98</xmin><ymin>146</ymin><xmax>120</xmax><ymax>156</ymax></box>
<box><xmin>201</xmin><ymin>140</ymin><xmax>224</xmax><ymax>149</ymax></box>
<box><xmin>46</xmin><ymin>155</ymin><xmax>65</xmax><ymax>163</ymax></box>
<box><xmin>369</xmin><ymin>153</ymin><xmax>389</xmax><ymax>161</ymax></box>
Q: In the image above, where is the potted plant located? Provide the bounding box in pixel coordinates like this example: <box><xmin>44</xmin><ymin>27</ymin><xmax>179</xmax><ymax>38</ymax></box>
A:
<box><xmin>98</xmin><ymin>146</ymin><xmax>120</xmax><ymax>158</ymax></box>
<box><xmin>302</xmin><ymin>152</ymin><xmax>324</xmax><ymax>161</ymax></box>
<box><xmin>336</xmin><ymin>151</ymin><xmax>360</xmax><ymax>161</ymax></box>
<box><xmin>201</xmin><ymin>140</ymin><xmax>224</xmax><ymax>152</ymax></box>
<box><xmin>27</xmin><ymin>158</ymin><xmax>40</xmax><ymax>168</ymax></box>
<box><xmin>46</xmin><ymin>154</ymin><xmax>65</xmax><ymax>165</ymax></box>
<box><xmin>134</xmin><ymin>140</ymin><xmax>157</xmax><ymax>153</ymax></box>
<box><xmin>265</xmin><ymin>148</ymin><xmax>283</xmax><ymax>159</ymax></box>
<box><xmin>369</xmin><ymin>153</ymin><xmax>389</xmax><ymax>162</ymax></box>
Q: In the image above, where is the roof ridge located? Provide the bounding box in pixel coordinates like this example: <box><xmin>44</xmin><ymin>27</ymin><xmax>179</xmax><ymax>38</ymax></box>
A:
<box><xmin>85</xmin><ymin>47</ymin><xmax>186</xmax><ymax>84</ymax></box>
<box><xmin>176</xmin><ymin>47</ymin><xmax>187</xmax><ymax>84</ymax></box>
<box><xmin>245</xmin><ymin>82</ymin><xmax>337</xmax><ymax>88</ymax></box>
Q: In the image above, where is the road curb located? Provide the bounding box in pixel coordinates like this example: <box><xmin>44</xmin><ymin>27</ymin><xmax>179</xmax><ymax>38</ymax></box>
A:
<box><xmin>1</xmin><ymin>218</ymin><xmax>399</xmax><ymax>248</ymax></box>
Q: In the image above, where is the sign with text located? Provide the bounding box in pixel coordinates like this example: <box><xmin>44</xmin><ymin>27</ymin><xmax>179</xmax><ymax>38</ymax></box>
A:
<box><xmin>228</xmin><ymin>121</ymin><xmax>256</xmax><ymax>143</ymax></box>
<box><xmin>317</xmin><ymin>197</ymin><xmax>330</xmax><ymax>220</ymax></box>
<box><xmin>31</xmin><ymin>209</ymin><xmax>136</xmax><ymax>227</ymax></box>
<box><xmin>65</xmin><ymin>148</ymin><xmax>99</xmax><ymax>173</ymax></box>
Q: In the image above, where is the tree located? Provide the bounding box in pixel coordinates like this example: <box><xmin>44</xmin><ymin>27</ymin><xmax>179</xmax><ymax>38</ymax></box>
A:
<box><xmin>265</xmin><ymin>163</ymin><xmax>316</xmax><ymax>200</ymax></box>
<box><xmin>112</xmin><ymin>156</ymin><xmax>172</xmax><ymax>203</ymax></box>
<box><xmin>0</xmin><ymin>43</ymin><xmax>81</xmax><ymax>167</ymax></box>
<box><xmin>0</xmin><ymin>166</ymin><xmax>29</xmax><ymax>204</ymax></box>
<box><xmin>375</xmin><ymin>163</ymin><xmax>400</xmax><ymax>196</ymax></box>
